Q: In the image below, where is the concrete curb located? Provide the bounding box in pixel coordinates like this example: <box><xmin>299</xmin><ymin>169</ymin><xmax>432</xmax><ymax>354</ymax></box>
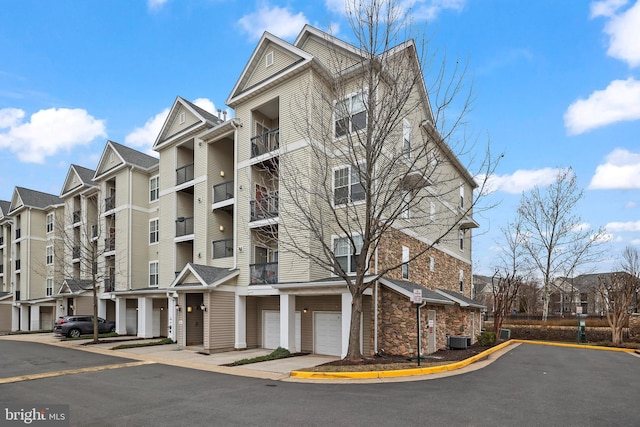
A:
<box><xmin>511</xmin><ymin>339</ymin><xmax>638</xmax><ymax>353</ymax></box>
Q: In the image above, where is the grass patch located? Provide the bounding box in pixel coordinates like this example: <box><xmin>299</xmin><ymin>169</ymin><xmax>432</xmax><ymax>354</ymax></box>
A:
<box><xmin>63</xmin><ymin>332</ymin><xmax>120</xmax><ymax>341</ymax></box>
<box><xmin>229</xmin><ymin>347</ymin><xmax>292</xmax><ymax>366</ymax></box>
<box><xmin>111</xmin><ymin>338</ymin><xmax>175</xmax><ymax>350</ymax></box>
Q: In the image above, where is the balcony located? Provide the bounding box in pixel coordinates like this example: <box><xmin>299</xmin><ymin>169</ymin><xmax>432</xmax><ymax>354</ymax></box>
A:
<box><xmin>250</xmin><ymin>128</ymin><xmax>279</xmax><ymax>158</ymax></box>
<box><xmin>15</xmin><ymin>229</ymin><xmax>21</xmax><ymax>239</ymax></box>
<box><xmin>104</xmin><ymin>277</ymin><xmax>115</xmax><ymax>293</ymax></box>
<box><xmin>72</xmin><ymin>210</ymin><xmax>81</xmax><ymax>224</ymax></box>
<box><xmin>212</xmin><ymin>238</ymin><xmax>234</xmax><ymax>259</ymax></box>
<box><xmin>91</xmin><ymin>225</ymin><xmax>98</xmax><ymax>239</ymax></box>
<box><xmin>213</xmin><ymin>181</ymin><xmax>234</xmax><ymax>203</ymax></box>
<box><xmin>176</xmin><ymin>163</ymin><xmax>194</xmax><ymax>185</ymax></box>
<box><xmin>250</xmin><ymin>262</ymin><xmax>278</xmax><ymax>284</ymax></box>
<box><xmin>15</xmin><ymin>290</ymin><xmax>20</xmax><ymax>301</ymax></box>
<box><xmin>175</xmin><ymin>216</ymin><xmax>194</xmax><ymax>237</ymax></box>
<box><xmin>0</xmin><ymin>236</ymin><xmax>4</xmax><ymax>246</ymax></box>
<box><xmin>104</xmin><ymin>237</ymin><xmax>115</xmax><ymax>252</ymax></box>
<box><xmin>105</xmin><ymin>195</ymin><xmax>115</xmax><ymax>211</ymax></box>
<box><xmin>0</xmin><ymin>264</ymin><xmax>3</xmax><ymax>274</ymax></box>
<box><xmin>15</xmin><ymin>259</ymin><xmax>20</xmax><ymax>271</ymax></box>
<box><xmin>250</xmin><ymin>194</ymin><xmax>279</xmax><ymax>222</ymax></box>
<box><xmin>72</xmin><ymin>247</ymin><xmax>81</xmax><ymax>259</ymax></box>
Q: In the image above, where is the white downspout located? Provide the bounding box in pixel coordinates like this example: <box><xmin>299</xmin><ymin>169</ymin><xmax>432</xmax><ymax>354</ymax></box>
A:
<box><xmin>229</xmin><ymin>119</ymin><xmax>240</xmax><ymax>270</ymax></box>
<box><xmin>128</xmin><ymin>166</ymin><xmax>134</xmax><ymax>289</ymax></box>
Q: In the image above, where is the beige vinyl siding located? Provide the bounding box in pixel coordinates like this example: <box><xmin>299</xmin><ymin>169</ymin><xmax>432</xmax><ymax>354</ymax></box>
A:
<box><xmin>246</xmin><ymin>297</ymin><xmax>258</xmax><ymax>347</ymax></box>
<box><xmin>96</xmin><ymin>146</ymin><xmax>123</xmax><ymax>177</ymax></box>
<box><xmin>165</xmin><ymin>106</ymin><xmax>200</xmax><ymax>138</ymax></box>
<box><xmin>0</xmin><ymin>304</ymin><xmax>11</xmax><ymax>332</ymax></box>
<box><xmin>296</xmin><ymin>295</ymin><xmax>341</xmax><ymax>353</ymax></box>
<box><xmin>158</xmin><ymin>148</ymin><xmax>176</xmax><ymax>288</ymax></box>
<box><xmin>298</xmin><ymin>37</ymin><xmax>361</xmax><ymax>75</ymax></box>
<box><xmin>244</xmin><ymin>43</ymin><xmax>301</xmax><ymax>90</ymax></box>
<box><xmin>74</xmin><ymin>295</ymin><xmax>93</xmax><ymax>314</ymax></box>
<box><xmin>206</xmin><ymin>291</ymin><xmax>235</xmax><ymax>351</ymax></box>
<box><xmin>130</xmin><ymin>208</ymin><xmax>150</xmax><ymax>288</ymax></box>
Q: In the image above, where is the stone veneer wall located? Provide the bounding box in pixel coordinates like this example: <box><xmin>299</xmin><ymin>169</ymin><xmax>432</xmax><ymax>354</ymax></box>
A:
<box><xmin>377</xmin><ymin>285</ymin><xmax>480</xmax><ymax>356</ymax></box>
<box><xmin>377</xmin><ymin>227</ymin><xmax>473</xmax><ymax>298</ymax></box>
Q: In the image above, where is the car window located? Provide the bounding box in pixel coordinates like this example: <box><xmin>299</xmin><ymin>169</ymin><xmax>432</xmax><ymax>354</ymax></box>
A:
<box><xmin>98</xmin><ymin>317</ymin><xmax>105</xmax><ymax>323</ymax></box>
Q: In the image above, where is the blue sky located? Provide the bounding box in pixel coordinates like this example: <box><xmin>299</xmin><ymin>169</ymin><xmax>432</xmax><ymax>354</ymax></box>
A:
<box><xmin>1</xmin><ymin>0</ymin><xmax>639</xmax><ymax>276</ymax></box>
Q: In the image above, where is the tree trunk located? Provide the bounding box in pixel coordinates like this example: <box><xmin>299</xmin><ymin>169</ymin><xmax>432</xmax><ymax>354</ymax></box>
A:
<box><xmin>92</xmin><ymin>284</ymin><xmax>99</xmax><ymax>343</ymax></box>
<box><xmin>345</xmin><ymin>291</ymin><xmax>363</xmax><ymax>361</ymax></box>
<box><xmin>542</xmin><ymin>286</ymin><xmax>550</xmax><ymax>321</ymax></box>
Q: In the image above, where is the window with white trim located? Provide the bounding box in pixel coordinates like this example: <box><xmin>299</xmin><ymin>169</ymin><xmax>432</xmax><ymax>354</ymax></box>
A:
<box><xmin>149</xmin><ymin>219</ymin><xmax>159</xmax><ymax>244</ymax></box>
<box><xmin>334</xmin><ymin>92</ymin><xmax>367</xmax><ymax>137</ymax></box>
<box><xmin>46</xmin><ymin>213</ymin><xmax>54</xmax><ymax>233</ymax></box>
<box><xmin>459</xmin><ymin>269</ymin><xmax>464</xmax><ymax>292</ymax></box>
<box><xmin>401</xmin><ymin>246</ymin><xmax>409</xmax><ymax>280</ymax></box>
<box><xmin>46</xmin><ymin>245</ymin><xmax>53</xmax><ymax>265</ymax></box>
<box><xmin>401</xmin><ymin>190</ymin><xmax>411</xmax><ymax>219</ymax></box>
<box><xmin>459</xmin><ymin>184</ymin><xmax>465</xmax><ymax>209</ymax></box>
<box><xmin>334</xmin><ymin>234</ymin><xmax>363</xmax><ymax>274</ymax></box>
<box><xmin>429</xmin><ymin>256</ymin><xmax>435</xmax><ymax>272</ymax></box>
<box><xmin>265</xmin><ymin>51</ymin><xmax>274</xmax><ymax>67</ymax></box>
<box><xmin>459</xmin><ymin>229</ymin><xmax>465</xmax><ymax>251</ymax></box>
<box><xmin>430</xmin><ymin>202</ymin><xmax>436</xmax><ymax>221</ymax></box>
<box><xmin>402</xmin><ymin>119</ymin><xmax>411</xmax><ymax>158</ymax></box>
<box><xmin>149</xmin><ymin>176</ymin><xmax>159</xmax><ymax>202</ymax></box>
<box><xmin>334</xmin><ymin>165</ymin><xmax>365</xmax><ymax>205</ymax></box>
<box><xmin>149</xmin><ymin>261</ymin><xmax>159</xmax><ymax>287</ymax></box>
<box><xmin>46</xmin><ymin>278</ymin><xmax>53</xmax><ymax>296</ymax></box>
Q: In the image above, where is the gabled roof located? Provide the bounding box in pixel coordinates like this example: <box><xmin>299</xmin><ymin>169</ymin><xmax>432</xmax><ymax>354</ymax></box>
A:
<box><xmin>380</xmin><ymin>277</ymin><xmax>454</xmax><ymax>305</ymax></box>
<box><xmin>170</xmin><ymin>263</ymin><xmax>239</xmax><ymax>289</ymax></box>
<box><xmin>436</xmin><ymin>289</ymin><xmax>486</xmax><ymax>309</ymax></box>
<box><xmin>60</xmin><ymin>164</ymin><xmax>98</xmax><ymax>198</ymax></box>
<box><xmin>153</xmin><ymin>96</ymin><xmax>224</xmax><ymax>151</ymax></box>
<box><xmin>0</xmin><ymin>200</ymin><xmax>11</xmax><ymax>219</ymax></box>
<box><xmin>8</xmin><ymin>186</ymin><xmax>63</xmax><ymax>215</ymax></box>
<box><xmin>93</xmin><ymin>140</ymin><xmax>159</xmax><ymax>181</ymax></box>
<box><xmin>57</xmin><ymin>279</ymin><xmax>94</xmax><ymax>295</ymax></box>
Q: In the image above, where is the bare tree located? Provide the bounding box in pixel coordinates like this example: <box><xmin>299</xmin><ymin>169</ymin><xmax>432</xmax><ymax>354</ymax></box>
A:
<box><xmin>518</xmin><ymin>168</ymin><xmax>606</xmax><ymax>320</ymax></box>
<box><xmin>55</xmin><ymin>194</ymin><xmax>116</xmax><ymax>343</ymax></box>
<box><xmin>596</xmin><ymin>247</ymin><xmax>640</xmax><ymax>346</ymax></box>
<box><xmin>517</xmin><ymin>279</ymin><xmax>542</xmax><ymax>316</ymax></box>
<box><xmin>257</xmin><ymin>1</ymin><xmax>498</xmax><ymax>360</ymax></box>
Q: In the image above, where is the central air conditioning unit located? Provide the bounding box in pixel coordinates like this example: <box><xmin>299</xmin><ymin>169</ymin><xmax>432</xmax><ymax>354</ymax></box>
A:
<box><xmin>448</xmin><ymin>335</ymin><xmax>469</xmax><ymax>350</ymax></box>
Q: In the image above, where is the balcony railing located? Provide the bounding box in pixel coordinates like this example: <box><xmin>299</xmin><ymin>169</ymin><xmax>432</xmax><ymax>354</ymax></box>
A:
<box><xmin>175</xmin><ymin>216</ymin><xmax>194</xmax><ymax>237</ymax></box>
<box><xmin>15</xmin><ymin>290</ymin><xmax>20</xmax><ymax>301</ymax></box>
<box><xmin>15</xmin><ymin>259</ymin><xmax>20</xmax><ymax>270</ymax></box>
<box><xmin>15</xmin><ymin>229</ymin><xmax>21</xmax><ymax>239</ymax></box>
<box><xmin>72</xmin><ymin>247</ymin><xmax>81</xmax><ymax>259</ymax></box>
<box><xmin>72</xmin><ymin>210</ymin><xmax>81</xmax><ymax>224</ymax></box>
<box><xmin>104</xmin><ymin>277</ymin><xmax>115</xmax><ymax>293</ymax></box>
<box><xmin>104</xmin><ymin>237</ymin><xmax>115</xmax><ymax>252</ymax></box>
<box><xmin>0</xmin><ymin>264</ymin><xmax>3</xmax><ymax>274</ymax></box>
<box><xmin>250</xmin><ymin>194</ymin><xmax>279</xmax><ymax>221</ymax></box>
<box><xmin>250</xmin><ymin>128</ymin><xmax>280</xmax><ymax>158</ymax></box>
<box><xmin>212</xmin><ymin>238</ymin><xmax>234</xmax><ymax>259</ymax></box>
<box><xmin>0</xmin><ymin>236</ymin><xmax>4</xmax><ymax>246</ymax></box>
<box><xmin>213</xmin><ymin>180</ymin><xmax>235</xmax><ymax>203</ymax></box>
<box><xmin>105</xmin><ymin>195</ymin><xmax>115</xmax><ymax>211</ymax></box>
<box><xmin>250</xmin><ymin>262</ymin><xmax>278</xmax><ymax>284</ymax></box>
<box><xmin>176</xmin><ymin>163</ymin><xmax>194</xmax><ymax>185</ymax></box>
<box><xmin>91</xmin><ymin>225</ymin><xmax>98</xmax><ymax>238</ymax></box>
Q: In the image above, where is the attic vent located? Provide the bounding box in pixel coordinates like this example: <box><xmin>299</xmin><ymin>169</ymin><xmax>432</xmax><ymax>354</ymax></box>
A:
<box><xmin>179</xmin><ymin>112</ymin><xmax>186</xmax><ymax>124</ymax></box>
<box><xmin>265</xmin><ymin>51</ymin><xmax>274</xmax><ymax>67</ymax></box>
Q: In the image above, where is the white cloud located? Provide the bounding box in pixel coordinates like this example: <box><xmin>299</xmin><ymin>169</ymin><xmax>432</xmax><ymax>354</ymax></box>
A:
<box><xmin>590</xmin><ymin>0</ymin><xmax>628</xmax><ymax>18</ymax></box>
<box><xmin>125</xmin><ymin>97</ymin><xmax>217</xmax><ymax>152</ymax></box>
<box><xmin>605</xmin><ymin>220</ymin><xmax>640</xmax><ymax>231</ymax></box>
<box><xmin>589</xmin><ymin>148</ymin><xmax>640</xmax><ymax>189</ymax></box>
<box><xmin>626</xmin><ymin>201</ymin><xmax>637</xmax><ymax>208</ymax></box>
<box><xmin>479</xmin><ymin>168</ymin><xmax>560</xmax><ymax>194</ymax></box>
<box><xmin>148</xmin><ymin>0</ymin><xmax>168</xmax><ymax>11</ymax></box>
<box><xmin>0</xmin><ymin>107</ymin><xmax>106</xmax><ymax>163</ymax></box>
<box><xmin>326</xmin><ymin>0</ymin><xmax>465</xmax><ymax>21</ymax></box>
<box><xmin>238</xmin><ymin>4</ymin><xmax>308</xmax><ymax>41</ymax></box>
<box><xmin>564</xmin><ymin>78</ymin><xmax>640</xmax><ymax>135</ymax></box>
<box><xmin>595</xmin><ymin>0</ymin><xmax>640</xmax><ymax>67</ymax></box>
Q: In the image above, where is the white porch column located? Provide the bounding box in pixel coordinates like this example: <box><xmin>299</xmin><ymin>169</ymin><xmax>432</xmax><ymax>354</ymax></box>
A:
<box><xmin>341</xmin><ymin>292</ymin><xmax>352</xmax><ymax>359</ymax></box>
<box><xmin>115</xmin><ymin>297</ymin><xmax>127</xmax><ymax>335</ymax></box>
<box><xmin>280</xmin><ymin>294</ymin><xmax>295</xmax><ymax>351</ymax></box>
<box><xmin>137</xmin><ymin>297</ymin><xmax>153</xmax><ymax>338</ymax></box>
<box><xmin>19</xmin><ymin>305</ymin><xmax>29</xmax><ymax>331</ymax></box>
<box><xmin>235</xmin><ymin>295</ymin><xmax>247</xmax><ymax>349</ymax></box>
<box><xmin>168</xmin><ymin>297</ymin><xmax>178</xmax><ymax>342</ymax></box>
<box><xmin>30</xmin><ymin>305</ymin><xmax>40</xmax><ymax>331</ymax></box>
<box><xmin>12</xmin><ymin>305</ymin><xmax>20</xmax><ymax>331</ymax></box>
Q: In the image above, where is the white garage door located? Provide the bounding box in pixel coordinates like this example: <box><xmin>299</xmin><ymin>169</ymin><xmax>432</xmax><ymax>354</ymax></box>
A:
<box><xmin>314</xmin><ymin>312</ymin><xmax>342</xmax><ymax>356</ymax></box>
<box><xmin>263</xmin><ymin>311</ymin><xmax>301</xmax><ymax>352</ymax></box>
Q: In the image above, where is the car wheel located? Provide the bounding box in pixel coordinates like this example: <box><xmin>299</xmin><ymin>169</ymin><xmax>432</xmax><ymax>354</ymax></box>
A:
<box><xmin>68</xmin><ymin>328</ymin><xmax>81</xmax><ymax>338</ymax></box>
<box><xmin>109</xmin><ymin>326</ymin><xmax>116</xmax><ymax>333</ymax></box>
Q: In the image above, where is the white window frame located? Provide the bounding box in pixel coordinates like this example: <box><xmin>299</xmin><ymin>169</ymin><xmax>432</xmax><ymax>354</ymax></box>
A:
<box><xmin>430</xmin><ymin>202</ymin><xmax>436</xmax><ymax>222</ymax></box>
<box><xmin>459</xmin><ymin>229</ymin><xmax>465</xmax><ymax>251</ymax></box>
<box><xmin>46</xmin><ymin>277</ymin><xmax>53</xmax><ymax>296</ymax></box>
<box><xmin>402</xmin><ymin>118</ymin><xmax>411</xmax><ymax>158</ymax></box>
<box><xmin>459</xmin><ymin>183</ymin><xmax>465</xmax><ymax>209</ymax></box>
<box><xmin>429</xmin><ymin>256</ymin><xmax>435</xmax><ymax>272</ymax></box>
<box><xmin>333</xmin><ymin>234</ymin><xmax>363</xmax><ymax>275</ymax></box>
<box><xmin>149</xmin><ymin>175</ymin><xmax>159</xmax><ymax>202</ymax></box>
<box><xmin>149</xmin><ymin>218</ymin><xmax>159</xmax><ymax>244</ymax></box>
<box><xmin>459</xmin><ymin>269</ymin><xmax>464</xmax><ymax>292</ymax></box>
<box><xmin>46</xmin><ymin>213</ymin><xmax>54</xmax><ymax>233</ymax></box>
<box><xmin>149</xmin><ymin>261</ymin><xmax>159</xmax><ymax>287</ymax></box>
<box><xmin>401</xmin><ymin>190</ymin><xmax>411</xmax><ymax>219</ymax></box>
<box><xmin>401</xmin><ymin>246</ymin><xmax>409</xmax><ymax>280</ymax></box>
<box><xmin>333</xmin><ymin>164</ymin><xmax>365</xmax><ymax>206</ymax></box>
<box><xmin>46</xmin><ymin>245</ymin><xmax>53</xmax><ymax>265</ymax></box>
<box><xmin>334</xmin><ymin>91</ymin><xmax>367</xmax><ymax>138</ymax></box>
<box><xmin>179</xmin><ymin>111</ymin><xmax>186</xmax><ymax>124</ymax></box>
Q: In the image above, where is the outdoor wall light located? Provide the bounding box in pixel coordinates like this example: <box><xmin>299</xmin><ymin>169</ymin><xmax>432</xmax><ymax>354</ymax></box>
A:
<box><xmin>59</xmin><ymin>304</ymin><xmax>64</xmax><ymax>310</ymax></box>
<box><xmin>69</xmin><ymin>305</ymin><xmax>74</xmax><ymax>311</ymax></box>
<box><xmin>200</xmin><ymin>303</ymin><xmax>207</xmax><ymax>312</ymax></box>
<box><xmin>303</xmin><ymin>307</ymin><xmax>308</xmax><ymax>313</ymax></box>
<box><xmin>176</xmin><ymin>305</ymin><xmax>181</xmax><ymax>311</ymax></box>
<box><xmin>220</xmin><ymin>170</ymin><xmax>225</xmax><ymax>177</ymax></box>
<box><xmin>187</xmin><ymin>306</ymin><xmax>193</xmax><ymax>313</ymax></box>
<box><xmin>219</xmin><ymin>225</ymin><xmax>224</xmax><ymax>232</ymax></box>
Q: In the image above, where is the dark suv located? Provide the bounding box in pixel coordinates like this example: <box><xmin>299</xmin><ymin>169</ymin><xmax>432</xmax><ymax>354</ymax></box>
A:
<box><xmin>54</xmin><ymin>315</ymin><xmax>116</xmax><ymax>338</ymax></box>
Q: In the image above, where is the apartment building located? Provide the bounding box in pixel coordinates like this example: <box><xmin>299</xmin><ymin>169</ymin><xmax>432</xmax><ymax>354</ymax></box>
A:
<box><xmin>1</xmin><ymin>25</ymin><xmax>483</xmax><ymax>357</ymax></box>
<box><xmin>0</xmin><ymin>200</ymin><xmax>13</xmax><ymax>331</ymax></box>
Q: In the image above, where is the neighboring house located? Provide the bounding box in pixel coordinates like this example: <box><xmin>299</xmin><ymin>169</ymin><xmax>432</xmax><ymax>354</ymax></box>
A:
<box><xmin>8</xmin><ymin>187</ymin><xmax>64</xmax><ymax>331</ymax></box>
<box><xmin>0</xmin><ymin>200</ymin><xmax>12</xmax><ymax>331</ymax></box>
<box><xmin>3</xmin><ymin>25</ymin><xmax>482</xmax><ymax>357</ymax></box>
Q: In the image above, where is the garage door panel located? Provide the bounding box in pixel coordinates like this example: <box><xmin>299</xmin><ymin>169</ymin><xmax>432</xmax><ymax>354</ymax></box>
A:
<box><xmin>262</xmin><ymin>311</ymin><xmax>301</xmax><ymax>351</ymax></box>
<box><xmin>314</xmin><ymin>312</ymin><xmax>341</xmax><ymax>356</ymax></box>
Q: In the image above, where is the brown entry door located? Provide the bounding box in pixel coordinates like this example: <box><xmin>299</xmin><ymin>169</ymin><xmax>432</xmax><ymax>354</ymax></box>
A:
<box><xmin>185</xmin><ymin>294</ymin><xmax>204</xmax><ymax>346</ymax></box>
